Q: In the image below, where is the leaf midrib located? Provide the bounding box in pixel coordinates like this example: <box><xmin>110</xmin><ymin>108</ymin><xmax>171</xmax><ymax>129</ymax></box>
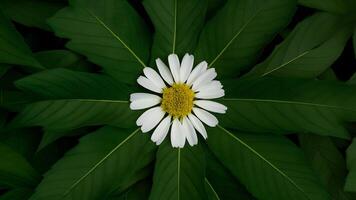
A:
<box><xmin>85</xmin><ymin>9</ymin><xmax>147</xmax><ymax>68</ymax></box>
<box><xmin>261</xmin><ymin>51</ymin><xmax>310</xmax><ymax>76</ymax></box>
<box><xmin>62</xmin><ymin>128</ymin><xmax>140</xmax><ymax>198</ymax></box>
<box><xmin>221</xmin><ymin>98</ymin><xmax>356</xmax><ymax>113</ymax></box>
<box><xmin>205</xmin><ymin>178</ymin><xmax>220</xmax><ymax>200</ymax></box>
<box><xmin>208</xmin><ymin>9</ymin><xmax>262</xmax><ymax>68</ymax></box>
<box><xmin>217</xmin><ymin>125</ymin><xmax>312</xmax><ymax>200</ymax></box>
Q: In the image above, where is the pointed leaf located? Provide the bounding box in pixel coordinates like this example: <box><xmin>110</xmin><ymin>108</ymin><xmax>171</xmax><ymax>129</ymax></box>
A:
<box><xmin>0</xmin><ymin>143</ymin><xmax>40</xmax><ymax>188</ymax></box>
<box><xmin>0</xmin><ymin>11</ymin><xmax>42</xmax><ymax>69</ymax></box>
<box><xmin>207</xmin><ymin>126</ymin><xmax>330</xmax><ymax>200</ymax></box>
<box><xmin>220</xmin><ymin>77</ymin><xmax>356</xmax><ymax>139</ymax></box>
<box><xmin>247</xmin><ymin>13</ymin><xmax>350</xmax><ymax>78</ymax></box>
<box><xmin>345</xmin><ymin>138</ymin><xmax>356</xmax><ymax>192</ymax></box>
<box><xmin>143</xmin><ymin>0</ymin><xmax>207</xmax><ymax>59</ymax></box>
<box><xmin>0</xmin><ymin>0</ymin><xmax>64</xmax><ymax>30</ymax></box>
<box><xmin>30</xmin><ymin>127</ymin><xmax>156</xmax><ymax>200</ymax></box>
<box><xmin>300</xmin><ymin>134</ymin><xmax>355</xmax><ymax>199</ymax></box>
<box><xmin>15</xmin><ymin>68</ymin><xmax>131</xmax><ymax>100</ymax></box>
<box><xmin>48</xmin><ymin>0</ymin><xmax>151</xmax><ymax>83</ymax></box>
<box><xmin>195</xmin><ymin>0</ymin><xmax>296</xmax><ymax>77</ymax></box>
<box><xmin>149</xmin><ymin>141</ymin><xmax>207</xmax><ymax>200</ymax></box>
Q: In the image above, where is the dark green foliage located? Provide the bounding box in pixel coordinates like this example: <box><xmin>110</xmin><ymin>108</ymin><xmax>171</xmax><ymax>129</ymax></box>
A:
<box><xmin>1</xmin><ymin>0</ymin><xmax>356</xmax><ymax>199</ymax></box>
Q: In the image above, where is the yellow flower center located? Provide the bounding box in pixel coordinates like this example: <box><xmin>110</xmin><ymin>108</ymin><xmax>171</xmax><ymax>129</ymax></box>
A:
<box><xmin>161</xmin><ymin>83</ymin><xmax>195</xmax><ymax>118</ymax></box>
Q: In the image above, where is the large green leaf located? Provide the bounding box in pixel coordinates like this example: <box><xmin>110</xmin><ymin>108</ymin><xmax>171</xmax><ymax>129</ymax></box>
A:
<box><xmin>345</xmin><ymin>138</ymin><xmax>356</xmax><ymax>192</ymax></box>
<box><xmin>205</xmin><ymin>179</ymin><xmax>220</xmax><ymax>200</ymax></box>
<box><xmin>108</xmin><ymin>179</ymin><xmax>151</xmax><ymax>200</ymax></box>
<box><xmin>0</xmin><ymin>64</ymin><xmax>9</xmax><ymax>78</ymax></box>
<box><xmin>0</xmin><ymin>10</ymin><xmax>42</xmax><ymax>69</ymax></box>
<box><xmin>15</xmin><ymin>68</ymin><xmax>130</xmax><ymax>100</ymax></box>
<box><xmin>205</xmin><ymin>147</ymin><xmax>255</xmax><ymax>200</ymax></box>
<box><xmin>30</xmin><ymin>127</ymin><xmax>156</xmax><ymax>200</ymax></box>
<box><xmin>0</xmin><ymin>0</ymin><xmax>65</xmax><ymax>31</ymax></box>
<box><xmin>12</xmin><ymin>68</ymin><xmax>137</xmax><ymax>131</ymax></box>
<box><xmin>143</xmin><ymin>0</ymin><xmax>207</xmax><ymax>60</ymax></box>
<box><xmin>11</xmin><ymin>99</ymin><xmax>137</xmax><ymax>131</ymax></box>
<box><xmin>0</xmin><ymin>89</ymin><xmax>35</xmax><ymax>112</ymax></box>
<box><xmin>208</xmin><ymin>126</ymin><xmax>330</xmax><ymax>200</ymax></box>
<box><xmin>0</xmin><ymin>143</ymin><xmax>40</xmax><ymax>188</ymax></box>
<box><xmin>298</xmin><ymin>0</ymin><xmax>356</xmax><ymax>14</ymax></box>
<box><xmin>219</xmin><ymin>77</ymin><xmax>356</xmax><ymax>139</ymax></box>
<box><xmin>299</xmin><ymin>134</ymin><xmax>355</xmax><ymax>200</ymax></box>
<box><xmin>195</xmin><ymin>0</ymin><xmax>296</xmax><ymax>78</ymax></box>
<box><xmin>247</xmin><ymin>13</ymin><xmax>350</xmax><ymax>78</ymax></box>
<box><xmin>149</xmin><ymin>141</ymin><xmax>207</xmax><ymax>200</ymax></box>
<box><xmin>48</xmin><ymin>0</ymin><xmax>151</xmax><ymax>83</ymax></box>
<box><xmin>34</xmin><ymin>50</ymin><xmax>92</xmax><ymax>71</ymax></box>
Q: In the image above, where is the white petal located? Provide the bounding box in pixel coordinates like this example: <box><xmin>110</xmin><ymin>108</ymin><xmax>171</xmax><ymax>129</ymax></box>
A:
<box><xmin>130</xmin><ymin>97</ymin><xmax>161</xmax><ymax>110</ymax></box>
<box><xmin>143</xmin><ymin>67</ymin><xmax>166</xmax><ymax>89</ymax></box>
<box><xmin>188</xmin><ymin>114</ymin><xmax>207</xmax><ymax>139</ymax></box>
<box><xmin>171</xmin><ymin>119</ymin><xmax>185</xmax><ymax>148</ymax></box>
<box><xmin>192</xmin><ymin>68</ymin><xmax>217</xmax><ymax>91</ymax></box>
<box><xmin>186</xmin><ymin>61</ymin><xmax>207</xmax><ymax>85</ymax></box>
<box><xmin>195</xmin><ymin>89</ymin><xmax>225</xmax><ymax>99</ymax></box>
<box><xmin>156</xmin><ymin>58</ymin><xmax>174</xmax><ymax>85</ymax></box>
<box><xmin>180</xmin><ymin>54</ymin><xmax>194</xmax><ymax>83</ymax></box>
<box><xmin>194</xmin><ymin>100</ymin><xmax>227</xmax><ymax>114</ymax></box>
<box><xmin>137</xmin><ymin>76</ymin><xmax>162</xmax><ymax>93</ymax></box>
<box><xmin>196</xmin><ymin>80</ymin><xmax>222</xmax><ymax>93</ymax></box>
<box><xmin>168</xmin><ymin>54</ymin><xmax>180</xmax><ymax>83</ymax></box>
<box><xmin>136</xmin><ymin>107</ymin><xmax>165</xmax><ymax>132</ymax></box>
<box><xmin>182</xmin><ymin>117</ymin><xmax>198</xmax><ymax>146</ymax></box>
<box><xmin>193</xmin><ymin>107</ymin><xmax>218</xmax><ymax>127</ymax></box>
<box><xmin>151</xmin><ymin>116</ymin><xmax>171</xmax><ymax>145</ymax></box>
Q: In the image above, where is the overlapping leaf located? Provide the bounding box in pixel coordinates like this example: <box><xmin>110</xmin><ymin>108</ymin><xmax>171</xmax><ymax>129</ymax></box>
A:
<box><xmin>300</xmin><ymin>134</ymin><xmax>355</xmax><ymax>199</ymax></box>
<box><xmin>0</xmin><ymin>143</ymin><xmax>40</xmax><ymax>188</ymax></box>
<box><xmin>12</xmin><ymin>69</ymin><xmax>137</xmax><ymax>131</ymax></box>
<box><xmin>247</xmin><ymin>12</ymin><xmax>350</xmax><ymax>78</ymax></box>
<box><xmin>48</xmin><ymin>0</ymin><xmax>151</xmax><ymax>83</ymax></box>
<box><xmin>219</xmin><ymin>77</ymin><xmax>356</xmax><ymax>139</ymax></box>
<box><xmin>207</xmin><ymin>126</ymin><xmax>330</xmax><ymax>200</ymax></box>
<box><xmin>143</xmin><ymin>0</ymin><xmax>207</xmax><ymax>60</ymax></box>
<box><xmin>149</xmin><ymin>142</ymin><xmax>207</xmax><ymax>200</ymax></box>
<box><xmin>345</xmin><ymin>138</ymin><xmax>356</xmax><ymax>192</ymax></box>
<box><xmin>0</xmin><ymin>0</ymin><xmax>65</xmax><ymax>30</ymax></box>
<box><xmin>0</xmin><ymin>11</ymin><xmax>42</xmax><ymax>69</ymax></box>
<box><xmin>30</xmin><ymin>127</ymin><xmax>156</xmax><ymax>200</ymax></box>
<box><xmin>195</xmin><ymin>0</ymin><xmax>296</xmax><ymax>77</ymax></box>
<box><xmin>298</xmin><ymin>0</ymin><xmax>356</xmax><ymax>14</ymax></box>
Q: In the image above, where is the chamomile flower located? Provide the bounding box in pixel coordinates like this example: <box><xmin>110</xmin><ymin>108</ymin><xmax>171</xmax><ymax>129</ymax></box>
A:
<box><xmin>130</xmin><ymin>53</ymin><xmax>227</xmax><ymax>148</ymax></box>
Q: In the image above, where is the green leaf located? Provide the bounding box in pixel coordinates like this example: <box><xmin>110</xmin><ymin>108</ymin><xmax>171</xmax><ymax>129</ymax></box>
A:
<box><xmin>109</xmin><ymin>179</ymin><xmax>151</xmax><ymax>200</ymax></box>
<box><xmin>0</xmin><ymin>64</ymin><xmax>9</xmax><ymax>78</ymax></box>
<box><xmin>345</xmin><ymin>138</ymin><xmax>356</xmax><ymax>192</ymax></box>
<box><xmin>48</xmin><ymin>0</ymin><xmax>151</xmax><ymax>84</ymax></box>
<box><xmin>247</xmin><ymin>13</ymin><xmax>350</xmax><ymax>78</ymax></box>
<box><xmin>15</xmin><ymin>68</ymin><xmax>131</xmax><ymax>100</ymax></box>
<box><xmin>34</xmin><ymin>50</ymin><xmax>92</xmax><ymax>71</ymax></box>
<box><xmin>143</xmin><ymin>0</ymin><xmax>207</xmax><ymax>59</ymax></box>
<box><xmin>298</xmin><ymin>0</ymin><xmax>356</xmax><ymax>14</ymax></box>
<box><xmin>0</xmin><ymin>0</ymin><xmax>65</xmax><ymax>31</ymax></box>
<box><xmin>12</xmin><ymin>68</ymin><xmax>137</xmax><ymax>131</ymax></box>
<box><xmin>0</xmin><ymin>143</ymin><xmax>40</xmax><ymax>188</ymax></box>
<box><xmin>11</xmin><ymin>99</ymin><xmax>137</xmax><ymax>132</ymax></box>
<box><xmin>299</xmin><ymin>134</ymin><xmax>355</xmax><ymax>200</ymax></box>
<box><xmin>219</xmin><ymin>77</ymin><xmax>356</xmax><ymax>139</ymax></box>
<box><xmin>30</xmin><ymin>127</ymin><xmax>156</xmax><ymax>200</ymax></box>
<box><xmin>0</xmin><ymin>10</ymin><xmax>42</xmax><ymax>69</ymax></box>
<box><xmin>205</xmin><ymin>147</ymin><xmax>255</xmax><ymax>200</ymax></box>
<box><xmin>195</xmin><ymin>0</ymin><xmax>296</xmax><ymax>78</ymax></box>
<box><xmin>0</xmin><ymin>89</ymin><xmax>35</xmax><ymax>112</ymax></box>
<box><xmin>0</xmin><ymin>188</ymin><xmax>33</xmax><ymax>200</ymax></box>
<box><xmin>205</xmin><ymin>179</ymin><xmax>220</xmax><ymax>200</ymax></box>
<box><xmin>208</xmin><ymin>126</ymin><xmax>330</xmax><ymax>200</ymax></box>
<box><xmin>149</xmin><ymin>141</ymin><xmax>207</xmax><ymax>200</ymax></box>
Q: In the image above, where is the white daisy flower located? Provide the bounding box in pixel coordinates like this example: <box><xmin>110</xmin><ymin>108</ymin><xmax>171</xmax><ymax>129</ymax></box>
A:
<box><xmin>130</xmin><ymin>53</ymin><xmax>227</xmax><ymax>148</ymax></box>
